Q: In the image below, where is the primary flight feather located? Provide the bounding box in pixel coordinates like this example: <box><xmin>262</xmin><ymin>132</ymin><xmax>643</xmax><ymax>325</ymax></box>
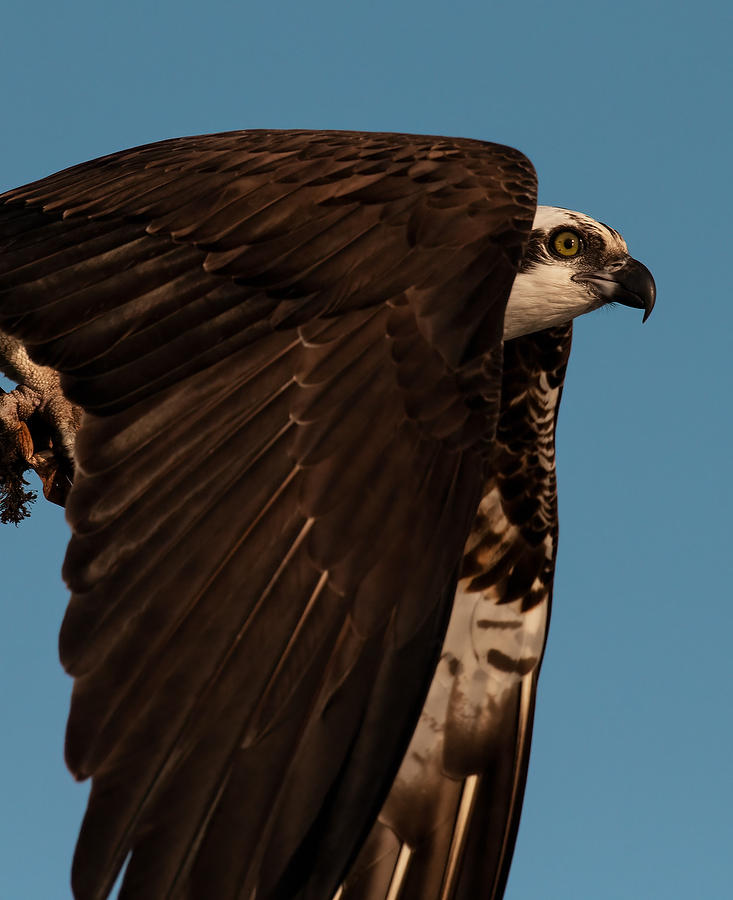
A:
<box><xmin>0</xmin><ymin>130</ymin><xmax>654</xmax><ymax>900</ymax></box>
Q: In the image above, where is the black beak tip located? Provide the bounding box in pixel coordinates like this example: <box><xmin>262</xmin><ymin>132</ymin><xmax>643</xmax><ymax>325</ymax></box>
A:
<box><xmin>630</xmin><ymin>257</ymin><xmax>656</xmax><ymax>324</ymax></box>
<box><xmin>641</xmin><ymin>270</ymin><xmax>656</xmax><ymax>323</ymax></box>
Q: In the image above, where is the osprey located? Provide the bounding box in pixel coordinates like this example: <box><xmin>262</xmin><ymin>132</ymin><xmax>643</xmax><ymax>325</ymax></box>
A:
<box><xmin>0</xmin><ymin>131</ymin><xmax>654</xmax><ymax>900</ymax></box>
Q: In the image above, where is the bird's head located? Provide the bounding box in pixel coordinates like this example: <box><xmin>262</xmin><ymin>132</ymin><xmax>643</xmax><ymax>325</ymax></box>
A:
<box><xmin>503</xmin><ymin>206</ymin><xmax>656</xmax><ymax>339</ymax></box>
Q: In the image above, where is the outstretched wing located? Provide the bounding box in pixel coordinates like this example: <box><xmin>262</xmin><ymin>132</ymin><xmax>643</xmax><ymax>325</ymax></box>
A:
<box><xmin>0</xmin><ymin>131</ymin><xmax>537</xmax><ymax>900</ymax></box>
<box><xmin>340</xmin><ymin>324</ymin><xmax>572</xmax><ymax>900</ymax></box>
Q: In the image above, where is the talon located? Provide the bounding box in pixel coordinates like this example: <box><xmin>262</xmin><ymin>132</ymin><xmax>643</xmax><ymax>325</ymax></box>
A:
<box><xmin>30</xmin><ymin>450</ymin><xmax>70</xmax><ymax>506</ymax></box>
<box><xmin>0</xmin><ymin>383</ymin><xmax>79</xmax><ymax>518</ymax></box>
<box><xmin>1</xmin><ymin>331</ymin><xmax>82</xmax><ymax>517</ymax></box>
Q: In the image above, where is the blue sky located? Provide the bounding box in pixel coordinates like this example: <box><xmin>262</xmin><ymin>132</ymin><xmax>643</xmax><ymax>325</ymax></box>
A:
<box><xmin>1</xmin><ymin>1</ymin><xmax>731</xmax><ymax>897</ymax></box>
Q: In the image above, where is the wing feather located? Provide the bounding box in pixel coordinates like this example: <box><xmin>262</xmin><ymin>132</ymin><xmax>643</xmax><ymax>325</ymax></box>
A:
<box><xmin>340</xmin><ymin>325</ymin><xmax>573</xmax><ymax>900</ymax></box>
<box><xmin>0</xmin><ymin>130</ymin><xmax>538</xmax><ymax>900</ymax></box>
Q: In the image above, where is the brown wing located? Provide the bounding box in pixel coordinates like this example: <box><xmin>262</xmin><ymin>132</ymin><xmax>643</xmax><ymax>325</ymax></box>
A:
<box><xmin>340</xmin><ymin>324</ymin><xmax>572</xmax><ymax>900</ymax></box>
<box><xmin>0</xmin><ymin>131</ymin><xmax>537</xmax><ymax>900</ymax></box>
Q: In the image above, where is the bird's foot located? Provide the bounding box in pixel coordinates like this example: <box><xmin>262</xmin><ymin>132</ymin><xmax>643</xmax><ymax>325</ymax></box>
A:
<box><xmin>0</xmin><ymin>386</ymin><xmax>40</xmax><ymax>523</ymax></box>
<box><xmin>0</xmin><ymin>384</ymin><xmax>77</xmax><ymax>523</ymax></box>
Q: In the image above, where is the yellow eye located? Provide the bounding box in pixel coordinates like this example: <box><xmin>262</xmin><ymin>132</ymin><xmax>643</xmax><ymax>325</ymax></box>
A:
<box><xmin>551</xmin><ymin>230</ymin><xmax>582</xmax><ymax>258</ymax></box>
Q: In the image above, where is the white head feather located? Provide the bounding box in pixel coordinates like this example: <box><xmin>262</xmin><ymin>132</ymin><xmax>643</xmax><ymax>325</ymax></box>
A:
<box><xmin>503</xmin><ymin>206</ymin><xmax>630</xmax><ymax>340</ymax></box>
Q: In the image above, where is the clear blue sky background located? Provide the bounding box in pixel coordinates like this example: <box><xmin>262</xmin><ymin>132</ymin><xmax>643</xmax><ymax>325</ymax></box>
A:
<box><xmin>1</xmin><ymin>1</ymin><xmax>730</xmax><ymax>898</ymax></box>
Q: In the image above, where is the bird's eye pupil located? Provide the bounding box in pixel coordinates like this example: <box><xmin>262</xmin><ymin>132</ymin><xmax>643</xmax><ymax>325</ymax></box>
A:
<box><xmin>563</xmin><ymin>238</ymin><xmax>573</xmax><ymax>249</ymax></box>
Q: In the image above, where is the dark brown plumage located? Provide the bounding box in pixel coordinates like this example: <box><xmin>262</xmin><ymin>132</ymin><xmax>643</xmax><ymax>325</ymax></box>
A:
<box><xmin>340</xmin><ymin>325</ymin><xmax>571</xmax><ymax>900</ymax></box>
<box><xmin>0</xmin><ymin>130</ymin><xmax>572</xmax><ymax>900</ymax></box>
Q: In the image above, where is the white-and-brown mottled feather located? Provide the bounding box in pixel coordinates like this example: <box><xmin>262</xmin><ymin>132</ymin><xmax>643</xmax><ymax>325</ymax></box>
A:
<box><xmin>340</xmin><ymin>325</ymin><xmax>572</xmax><ymax>900</ymax></box>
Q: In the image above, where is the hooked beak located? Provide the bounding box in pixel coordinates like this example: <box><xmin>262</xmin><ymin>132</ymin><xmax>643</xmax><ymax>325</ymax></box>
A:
<box><xmin>573</xmin><ymin>257</ymin><xmax>656</xmax><ymax>322</ymax></box>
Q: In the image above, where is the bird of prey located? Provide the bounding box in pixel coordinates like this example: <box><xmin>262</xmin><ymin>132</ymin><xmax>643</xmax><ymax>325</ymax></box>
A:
<box><xmin>0</xmin><ymin>130</ymin><xmax>655</xmax><ymax>900</ymax></box>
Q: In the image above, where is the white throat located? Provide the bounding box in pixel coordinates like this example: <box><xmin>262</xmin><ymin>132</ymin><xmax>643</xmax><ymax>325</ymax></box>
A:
<box><xmin>502</xmin><ymin>264</ymin><xmax>597</xmax><ymax>339</ymax></box>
